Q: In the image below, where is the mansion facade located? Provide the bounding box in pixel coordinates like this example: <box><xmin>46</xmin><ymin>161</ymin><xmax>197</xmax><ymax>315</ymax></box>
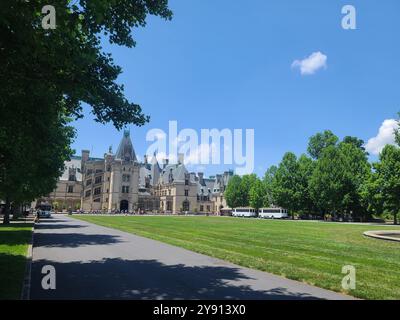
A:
<box><xmin>37</xmin><ymin>131</ymin><xmax>233</xmax><ymax>215</ymax></box>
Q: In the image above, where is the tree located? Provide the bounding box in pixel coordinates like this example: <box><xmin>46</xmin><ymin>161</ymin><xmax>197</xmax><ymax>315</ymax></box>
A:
<box><xmin>263</xmin><ymin>166</ymin><xmax>277</xmax><ymax>207</ymax></box>
<box><xmin>337</xmin><ymin>141</ymin><xmax>371</xmax><ymax>220</ymax></box>
<box><xmin>342</xmin><ymin>136</ymin><xmax>366</xmax><ymax>152</ymax></box>
<box><xmin>272</xmin><ymin>152</ymin><xmax>301</xmax><ymax>219</ymax></box>
<box><xmin>249</xmin><ymin>178</ymin><xmax>265</xmax><ymax>210</ymax></box>
<box><xmin>297</xmin><ymin>154</ymin><xmax>316</xmax><ymax>216</ymax></box>
<box><xmin>309</xmin><ymin>146</ymin><xmax>346</xmax><ymax>217</ymax></box>
<box><xmin>225</xmin><ymin>175</ymin><xmax>243</xmax><ymax>209</ymax></box>
<box><xmin>372</xmin><ymin>145</ymin><xmax>400</xmax><ymax>225</ymax></box>
<box><xmin>0</xmin><ymin>109</ymin><xmax>75</xmax><ymax>224</ymax></box>
<box><xmin>0</xmin><ymin>1</ymin><xmax>172</xmax><ymax>223</ymax></box>
<box><xmin>307</xmin><ymin>130</ymin><xmax>339</xmax><ymax>159</ymax></box>
<box><xmin>1</xmin><ymin>1</ymin><xmax>172</xmax><ymax>129</ymax></box>
<box><xmin>239</xmin><ymin>174</ymin><xmax>258</xmax><ymax>207</ymax></box>
<box><xmin>309</xmin><ymin>142</ymin><xmax>370</xmax><ymax>220</ymax></box>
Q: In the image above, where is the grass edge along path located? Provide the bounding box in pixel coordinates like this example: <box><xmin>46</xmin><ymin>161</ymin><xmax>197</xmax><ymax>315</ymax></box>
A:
<box><xmin>0</xmin><ymin>222</ymin><xmax>33</xmax><ymax>300</ymax></box>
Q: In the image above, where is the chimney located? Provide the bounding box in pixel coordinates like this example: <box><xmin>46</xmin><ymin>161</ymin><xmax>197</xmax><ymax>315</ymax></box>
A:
<box><xmin>82</xmin><ymin>150</ymin><xmax>90</xmax><ymax>162</ymax></box>
<box><xmin>163</xmin><ymin>158</ymin><xmax>169</xmax><ymax>169</ymax></box>
<box><xmin>178</xmin><ymin>153</ymin><xmax>184</xmax><ymax>165</ymax></box>
<box><xmin>81</xmin><ymin>150</ymin><xmax>90</xmax><ymax>171</ymax></box>
<box><xmin>198</xmin><ymin>172</ymin><xmax>204</xmax><ymax>185</ymax></box>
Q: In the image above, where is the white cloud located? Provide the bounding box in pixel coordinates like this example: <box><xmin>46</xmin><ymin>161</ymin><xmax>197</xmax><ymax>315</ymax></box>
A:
<box><xmin>365</xmin><ymin>119</ymin><xmax>398</xmax><ymax>155</ymax></box>
<box><xmin>292</xmin><ymin>51</ymin><xmax>328</xmax><ymax>75</ymax></box>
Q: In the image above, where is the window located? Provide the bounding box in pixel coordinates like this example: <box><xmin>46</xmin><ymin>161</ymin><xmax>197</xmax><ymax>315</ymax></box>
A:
<box><xmin>85</xmin><ymin>190</ymin><xmax>91</xmax><ymax>198</ymax></box>
<box><xmin>122</xmin><ymin>174</ymin><xmax>130</xmax><ymax>182</ymax></box>
<box><xmin>200</xmin><ymin>205</ymin><xmax>204</xmax><ymax>212</ymax></box>
<box><xmin>182</xmin><ymin>200</ymin><xmax>190</xmax><ymax>212</ymax></box>
<box><xmin>93</xmin><ymin>198</ymin><xmax>100</xmax><ymax>203</ymax></box>
<box><xmin>68</xmin><ymin>174</ymin><xmax>76</xmax><ymax>181</ymax></box>
<box><xmin>122</xmin><ymin>186</ymin><xmax>129</xmax><ymax>193</ymax></box>
<box><xmin>207</xmin><ymin>205</ymin><xmax>211</xmax><ymax>212</ymax></box>
<box><xmin>167</xmin><ymin>201</ymin><xmax>172</xmax><ymax>211</ymax></box>
<box><xmin>95</xmin><ymin>169</ymin><xmax>103</xmax><ymax>173</ymax></box>
<box><xmin>87</xmin><ymin>169</ymin><xmax>93</xmax><ymax>175</ymax></box>
<box><xmin>94</xmin><ymin>187</ymin><xmax>101</xmax><ymax>196</ymax></box>
<box><xmin>86</xmin><ymin>179</ymin><xmax>92</xmax><ymax>186</ymax></box>
<box><xmin>184</xmin><ymin>190</ymin><xmax>189</xmax><ymax>197</ymax></box>
<box><xmin>95</xmin><ymin>176</ymin><xmax>102</xmax><ymax>184</ymax></box>
<box><xmin>185</xmin><ymin>179</ymin><xmax>189</xmax><ymax>186</ymax></box>
<box><xmin>67</xmin><ymin>186</ymin><xmax>74</xmax><ymax>193</ymax></box>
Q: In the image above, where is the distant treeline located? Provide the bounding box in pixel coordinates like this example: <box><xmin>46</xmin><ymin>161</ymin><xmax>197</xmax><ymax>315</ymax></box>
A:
<box><xmin>225</xmin><ymin>115</ymin><xmax>400</xmax><ymax>224</ymax></box>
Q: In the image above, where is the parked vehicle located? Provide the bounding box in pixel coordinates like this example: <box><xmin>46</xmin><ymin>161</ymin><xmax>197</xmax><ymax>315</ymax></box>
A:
<box><xmin>36</xmin><ymin>204</ymin><xmax>52</xmax><ymax>218</ymax></box>
<box><xmin>232</xmin><ymin>208</ymin><xmax>257</xmax><ymax>218</ymax></box>
<box><xmin>259</xmin><ymin>208</ymin><xmax>288</xmax><ymax>219</ymax></box>
<box><xmin>219</xmin><ymin>208</ymin><xmax>233</xmax><ymax>216</ymax></box>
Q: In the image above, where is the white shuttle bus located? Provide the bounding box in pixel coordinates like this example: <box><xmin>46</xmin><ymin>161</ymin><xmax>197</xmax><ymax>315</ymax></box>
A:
<box><xmin>259</xmin><ymin>208</ymin><xmax>288</xmax><ymax>219</ymax></box>
<box><xmin>232</xmin><ymin>207</ymin><xmax>257</xmax><ymax>218</ymax></box>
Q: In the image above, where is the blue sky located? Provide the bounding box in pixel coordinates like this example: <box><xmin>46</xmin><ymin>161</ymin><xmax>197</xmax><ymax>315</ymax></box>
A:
<box><xmin>72</xmin><ymin>0</ymin><xmax>400</xmax><ymax>177</ymax></box>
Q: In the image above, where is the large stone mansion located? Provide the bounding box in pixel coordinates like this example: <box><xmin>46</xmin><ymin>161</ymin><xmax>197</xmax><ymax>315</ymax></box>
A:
<box><xmin>37</xmin><ymin>131</ymin><xmax>233</xmax><ymax>215</ymax></box>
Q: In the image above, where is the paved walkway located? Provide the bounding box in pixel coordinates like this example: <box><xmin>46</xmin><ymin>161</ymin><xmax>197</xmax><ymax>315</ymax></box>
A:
<box><xmin>30</xmin><ymin>215</ymin><xmax>354</xmax><ymax>300</ymax></box>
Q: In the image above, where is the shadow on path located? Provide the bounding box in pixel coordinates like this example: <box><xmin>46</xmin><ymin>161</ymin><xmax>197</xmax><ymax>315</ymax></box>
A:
<box><xmin>35</xmin><ymin>224</ymin><xmax>87</xmax><ymax>230</ymax></box>
<box><xmin>30</xmin><ymin>258</ymin><xmax>323</xmax><ymax>300</ymax></box>
<box><xmin>33</xmin><ymin>232</ymin><xmax>124</xmax><ymax>248</ymax></box>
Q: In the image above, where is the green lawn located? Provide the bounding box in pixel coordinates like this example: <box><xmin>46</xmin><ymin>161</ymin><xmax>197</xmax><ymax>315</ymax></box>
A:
<box><xmin>0</xmin><ymin>223</ymin><xmax>33</xmax><ymax>300</ymax></box>
<box><xmin>75</xmin><ymin>215</ymin><xmax>400</xmax><ymax>300</ymax></box>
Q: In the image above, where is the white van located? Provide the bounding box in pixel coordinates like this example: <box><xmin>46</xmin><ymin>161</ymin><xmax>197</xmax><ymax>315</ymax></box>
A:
<box><xmin>259</xmin><ymin>208</ymin><xmax>288</xmax><ymax>219</ymax></box>
<box><xmin>232</xmin><ymin>208</ymin><xmax>257</xmax><ymax>218</ymax></box>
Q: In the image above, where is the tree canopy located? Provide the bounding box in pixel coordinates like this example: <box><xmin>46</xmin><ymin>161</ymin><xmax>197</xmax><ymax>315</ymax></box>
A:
<box><xmin>0</xmin><ymin>0</ymin><xmax>173</xmax><ymax>223</ymax></box>
<box><xmin>224</xmin><ymin>125</ymin><xmax>400</xmax><ymax>224</ymax></box>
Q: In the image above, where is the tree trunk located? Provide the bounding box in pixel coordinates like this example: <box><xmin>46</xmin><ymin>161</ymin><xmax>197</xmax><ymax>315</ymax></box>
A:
<box><xmin>3</xmin><ymin>197</ymin><xmax>10</xmax><ymax>225</ymax></box>
<box><xmin>394</xmin><ymin>211</ymin><xmax>398</xmax><ymax>225</ymax></box>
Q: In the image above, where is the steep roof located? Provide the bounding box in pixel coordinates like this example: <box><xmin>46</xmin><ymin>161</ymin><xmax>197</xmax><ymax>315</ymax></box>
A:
<box><xmin>115</xmin><ymin>130</ymin><xmax>137</xmax><ymax>162</ymax></box>
<box><xmin>159</xmin><ymin>163</ymin><xmax>195</xmax><ymax>184</ymax></box>
<box><xmin>197</xmin><ymin>178</ymin><xmax>214</xmax><ymax>196</ymax></box>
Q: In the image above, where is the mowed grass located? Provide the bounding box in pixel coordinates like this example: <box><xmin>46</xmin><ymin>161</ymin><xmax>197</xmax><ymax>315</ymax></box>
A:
<box><xmin>75</xmin><ymin>215</ymin><xmax>400</xmax><ymax>300</ymax></box>
<box><xmin>0</xmin><ymin>223</ymin><xmax>33</xmax><ymax>299</ymax></box>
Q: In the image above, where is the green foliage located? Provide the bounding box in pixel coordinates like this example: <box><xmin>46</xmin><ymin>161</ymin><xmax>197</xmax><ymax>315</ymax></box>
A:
<box><xmin>0</xmin><ymin>223</ymin><xmax>33</xmax><ymax>299</ymax></box>
<box><xmin>224</xmin><ymin>175</ymin><xmax>243</xmax><ymax>209</ymax></box>
<box><xmin>272</xmin><ymin>152</ymin><xmax>302</xmax><ymax>217</ymax></box>
<box><xmin>307</xmin><ymin>130</ymin><xmax>339</xmax><ymax>159</ymax></box>
<box><xmin>249</xmin><ymin>178</ymin><xmax>264</xmax><ymax>210</ymax></box>
<box><xmin>371</xmin><ymin>145</ymin><xmax>400</xmax><ymax>224</ymax></box>
<box><xmin>309</xmin><ymin>141</ymin><xmax>371</xmax><ymax>219</ymax></box>
<box><xmin>239</xmin><ymin>174</ymin><xmax>258</xmax><ymax>206</ymax></box>
<box><xmin>224</xmin><ymin>125</ymin><xmax>396</xmax><ymax>223</ymax></box>
<box><xmin>262</xmin><ymin>166</ymin><xmax>277</xmax><ymax>207</ymax></box>
<box><xmin>342</xmin><ymin>136</ymin><xmax>366</xmax><ymax>151</ymax></box>
<box><xmin>297</xmin><ymin>154</ymin><xmax>315</xmax><ymax>214</ymax></box>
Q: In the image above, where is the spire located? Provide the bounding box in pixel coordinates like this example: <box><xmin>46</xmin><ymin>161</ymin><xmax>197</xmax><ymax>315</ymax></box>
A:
<box><xmin>115</xmin><ymin>130</ymin><xmax>137</xmax><ymax>162</ymax></box>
